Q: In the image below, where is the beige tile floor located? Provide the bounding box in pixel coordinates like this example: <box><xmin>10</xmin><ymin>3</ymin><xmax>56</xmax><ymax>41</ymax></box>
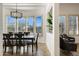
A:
<box><xmin>2</xmin><ymin>43</ymin><xmax>50</xmax><ymax>56</ymax></box>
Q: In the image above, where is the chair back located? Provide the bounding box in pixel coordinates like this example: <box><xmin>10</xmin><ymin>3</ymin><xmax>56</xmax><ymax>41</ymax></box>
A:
<box><xmin>15</xmin><ymin>32</ymin><xmax>24</xmax><ymax>38</ymax></box>
<box><xmin>3</xmin><ymin>33</ymin><xmax>10</xmax><ymax>40</ymax></box>
<box><xmin>15</xmin><ymin>33</ymin><xmax>24</xmax><ymax>45</ymax></box>
<box><xmin>8</xmin><ymin>32</ymin><xmax>13</xmax><ymax>38</ymax></box>
<box><xmin>63</xmin><ymin>34</ymin><xmax>68</xmax><ymax>38</ymax></box>
<box><xmin>9</xmin><ymin>32</ymin><xmax>13</xmax><ymax>34</ymax></box>
<box><xmin>3</xmin><ymin>33</ymin><xmax>12</xmax><ymax>46</ymax></box>
<box><xmin>35</xmin><ymin>33</ymin><xmax>39</xmax><ymax>43</ymax></box>
<box><xmin>24</xmin><ymin>32</ymin><xmax>30</xmax><ymax>36</ymax></box>
<box><xmin>3</xmin><ymin>34</ymin><xmax>7</xmax><ymax>39</ymax></box>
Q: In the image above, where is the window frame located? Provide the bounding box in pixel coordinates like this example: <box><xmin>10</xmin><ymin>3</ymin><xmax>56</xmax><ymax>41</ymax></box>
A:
<box><xmin>6</xmin><ymin>16</ymin><xmax>16</xmax><ymax>33</ymax></box>
<box><xmin>59</xmin><ymin>16</ymin><xmax>66</xmax><ymax>34</ymax></box>
<box><xmin>6</xmin><ymin>15</ymin><xmax>43</xmax><ymax>35</ymax></box>
<box><xmin>68</xmin><ymin>16</ymin><xmax>78</xmax><ymax>35</ymax></box>
<box><xmin>59</xmin><ymin>15</ymin><xmax>79</xmax><ymax>36</ymax></box>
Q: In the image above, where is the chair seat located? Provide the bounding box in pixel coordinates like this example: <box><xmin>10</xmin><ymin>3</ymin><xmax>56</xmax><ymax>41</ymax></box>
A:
<box><xmin>12</xmin><ymin>41</ymin><xmax>25</xmax><ymax>46</ymax></box>
<box><xmin>25</xmin><ymin>40</ymin><xmax>36</xmax><ymax>45</ymax></box>
<box><xmin>3</xmin><ymin>40</ymin><xmax>25</xmax><ymax>46</ymax></box>
<box><xmin>3</xmin><ymin>41</ymin><xmax>13</xmax><ymax>46</ymax></box>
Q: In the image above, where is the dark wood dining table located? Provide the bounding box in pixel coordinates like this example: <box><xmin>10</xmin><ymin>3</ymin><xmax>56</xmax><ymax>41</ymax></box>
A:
<box><xmin>3</xmin><ymin>34</ymin><xmax>35</xmax><ymax>54</ymax></box>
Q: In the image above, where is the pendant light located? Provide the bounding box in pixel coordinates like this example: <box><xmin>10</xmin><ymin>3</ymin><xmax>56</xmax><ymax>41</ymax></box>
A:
<box><xmin>10</xmin><ymin>3</ymin><xmax>23</xmax><ymax>18</ymax></box>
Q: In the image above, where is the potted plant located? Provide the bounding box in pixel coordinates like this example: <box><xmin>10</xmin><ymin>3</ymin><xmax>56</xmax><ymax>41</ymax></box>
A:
<box><xmin>47</xmin><ymin>8</ymin><xmax>52</xmax><ymax>33</ymax></box>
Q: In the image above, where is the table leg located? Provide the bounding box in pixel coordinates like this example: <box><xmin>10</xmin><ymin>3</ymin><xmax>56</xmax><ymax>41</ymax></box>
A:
<box><xmin>32</xmin><ymin>39</ymin><xmax>33</xmax><ymax>55</ymax></box>
<box><xmin>27</xmin><ymin>45</ymin><xmax>28</xmax><ymax>55</ymax></box>
<box><xmin>12</xmin><ymin>47</ymin><xmax>13</xmax><ymax>55</ymax></box>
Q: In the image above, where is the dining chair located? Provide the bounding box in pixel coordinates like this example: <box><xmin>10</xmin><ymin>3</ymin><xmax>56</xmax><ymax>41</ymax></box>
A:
<box><xmin>3</xmin><ymin>33</ymin><xmax>13</xmax><ymax>55</ymax></box>
<box><xmin>26</xmin><ymin>33</ymin><xmax>39</xmax><ymax>53</ymax></box>
<box><xmin>24</xmin><ymin>32</ymin><xmax>30</xmax><ymax>36</ymax></box>
<box><xmin>9</xmin><ymin>32</ymin><xmax>13</xmax><ymax>34</ymax></box>
<box><xmin>8</xmin><ymin>32</ymin><xmax>17</xmax><ymax>54</ymax></box>
<box><xmin>15</xmin><ymin>33</ymin><xmax>26</xmax><ymax>55</ymax></box>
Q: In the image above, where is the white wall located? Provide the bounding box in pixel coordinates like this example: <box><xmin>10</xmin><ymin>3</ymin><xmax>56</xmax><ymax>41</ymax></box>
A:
<box><xmin>0</xmin><ymin>3</ymin><xmax>3</xmax><ymax>55</ymax></box>
<box><xmin>53</xmin><ymin>3</ymin><xmax>59</xmax><ymax>56</ymax></box>
<box><xmin>44</xmin><ymin>4</ymin><xmax>53</xmax><ymax>55</ymax></box>
<box><xmin>60</xmin><ymin>4</ymin><xmax>79</xmax><ymax>15</ymax></box>
<box><xmin>46</xmin><ymin>33</ymin><xmax>53</xmax><ymax>55</ymax></box>
<box><xmin>45</xmin><ymin>3</ymin><xmax>60</xmax><ymax>56</ymax></box>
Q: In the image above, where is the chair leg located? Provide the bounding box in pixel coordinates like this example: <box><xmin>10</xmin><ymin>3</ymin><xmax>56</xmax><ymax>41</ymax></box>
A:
<box><xmin>36</xmin><ymin>43</ymin><xmax>38</xmax><ymax>51</ymax></box>
<box><xmin>4</xmin><ymin>46</ymin><xmax>6</xmax><ymax>53</ymax></box>
<box><xmin>23</xmin><ymin>46</ymin><xmax>25</xmax><ymax>54</ymax></box>
<box><xmin>12</xmin><ymin>46</ymin><xmax>13</xmax><ymax>55</ymax></box>
<box><xmin>27</xmin><ymin>45</ymin><xmax>29</xmax><ymax>54</ymax></box>
<box><xmin>3</xmin><ymin>45</ymin><xmax>4</xmax><ymax>53</ymax></box>
<box><xmin>19</xmin><ymin>46</ymin><xmax>21</xmax><ymax>55</ymax></box>
<box><xmin>3</xmin><ymin>46</ymin><xmax>6</xmax><ymax>55</ymax></box>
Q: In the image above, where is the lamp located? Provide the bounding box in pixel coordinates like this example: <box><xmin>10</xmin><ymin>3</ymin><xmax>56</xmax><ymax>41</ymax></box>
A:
<box><xmin>10</xmin><ymin>3</ymin><xmax>23</xmax><ymax>18</ymax></box>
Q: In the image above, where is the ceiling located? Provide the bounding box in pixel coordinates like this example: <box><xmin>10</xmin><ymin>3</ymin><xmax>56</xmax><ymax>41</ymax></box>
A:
<box><xmin>60</xmin><ymin>3</ymin><xmax>79</xmax><ymax>7</ymax></box>
<box><xmin>3</xmin><ymin>3</ymin><xmax>52</xmax><ymax>16</ymax></box>
<box><xmin>3</xmin><ymin>3</ymin><xmax>47</xmax><ymax>11</ymax></box>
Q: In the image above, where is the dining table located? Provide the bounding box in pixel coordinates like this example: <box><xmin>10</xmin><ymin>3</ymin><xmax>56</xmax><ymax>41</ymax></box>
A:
<box><xmin>3</xmin><ymin>33</ymin><xmax>36</xmax><ymax>54</ymax></box>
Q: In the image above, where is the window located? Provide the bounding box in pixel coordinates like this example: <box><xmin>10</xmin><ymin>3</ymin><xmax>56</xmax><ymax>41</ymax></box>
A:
<box><xmin>59</xmin><ymin>16</ymin><xmax>66</xmax><ymax>34</ymax></box>
<box><xmin>59</xmin><ymin>15</ymin><xmax>78</xmax><ymax>35</ymax></box>
<box><xmin>68</xmin><ymin>16</ymin><xmax>78</xmax><ymax>35</ymax></box>
<box><xmin>7</xmin><ymin>16</ymin><xmax>16</xmax><ymax>32</ymax></box>
<box><xmin>17</xmin><ymin>17</ymin><xmax>26</xmax><ymax>32</ymax></box>
<box><xmin>6</xmin><ymin>16</ymin><xmax>43</xmax><ymax>34</ymax></box>
<box><xmin>27</xmin><ymin>16</ymin><xmax>34</xmax><ymax>32</ymax></box>
<box><xmin>36</xmin><ymin>16</ymin><xmax>42</xmax><ymax>33</ymax></box>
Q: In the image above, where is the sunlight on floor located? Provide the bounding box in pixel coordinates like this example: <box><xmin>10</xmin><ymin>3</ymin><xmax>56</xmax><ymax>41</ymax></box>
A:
<box><xmin>2</xmin><ymin>43</ymin><xmax>50</xmax><ymax>56</ymax></box>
